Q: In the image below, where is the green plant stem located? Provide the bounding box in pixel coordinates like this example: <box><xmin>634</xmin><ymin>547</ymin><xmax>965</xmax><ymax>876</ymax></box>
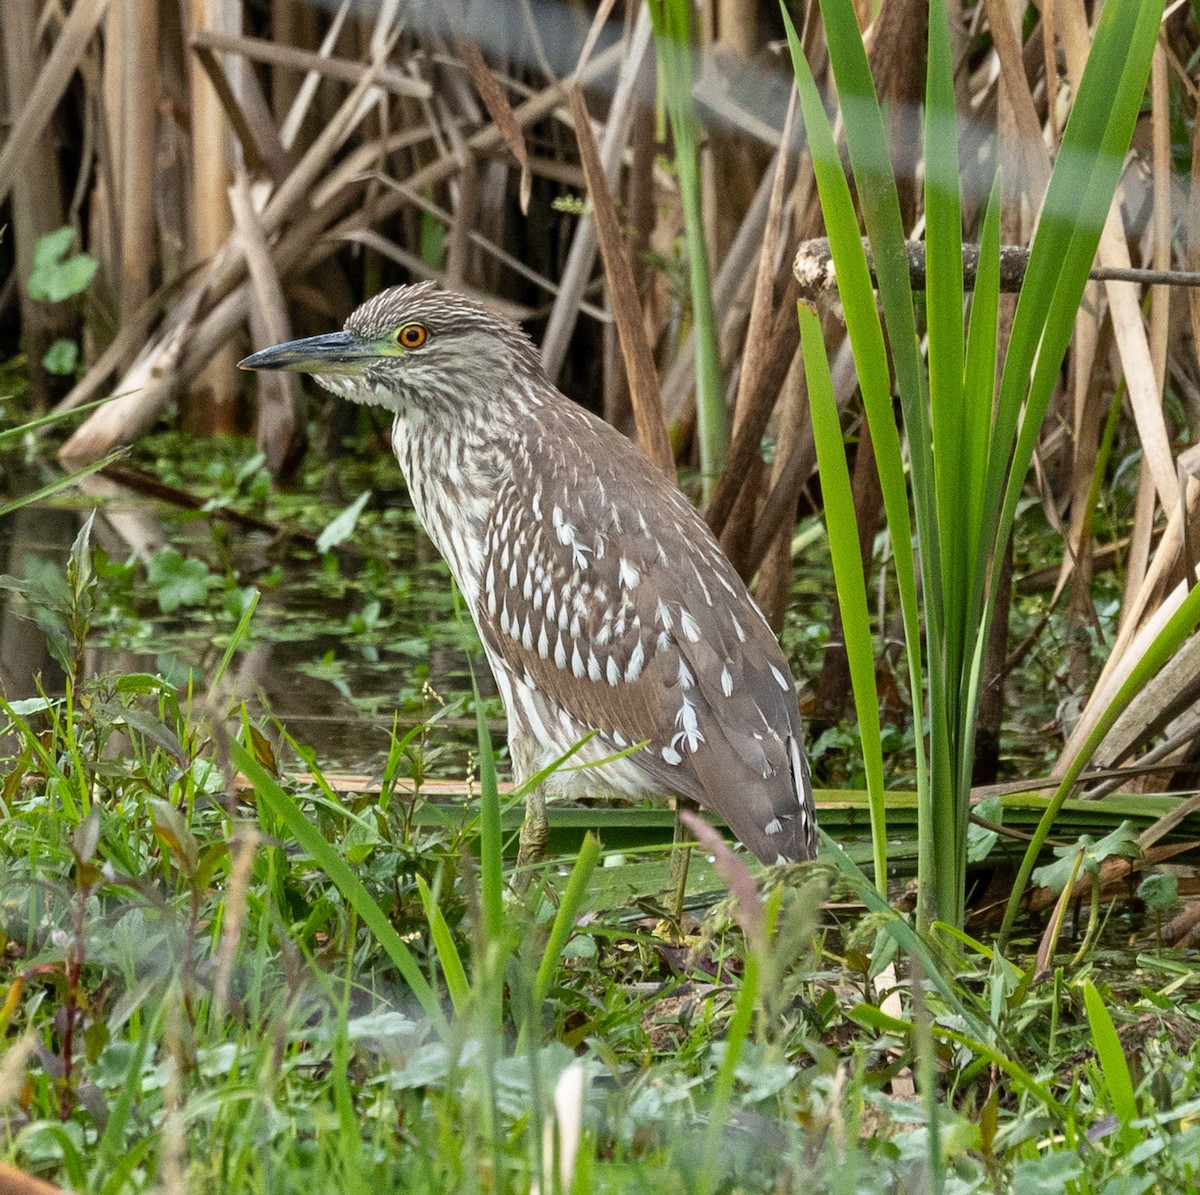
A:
<box><xmin>1068</xmin><ymin>875</ymin><xmax>1102</xmax><ymax>969</ymax></box>
<box><xmin>649</xmin><ymin>0</ymin><xmax>726</xmax><ymax>499</ymax></box>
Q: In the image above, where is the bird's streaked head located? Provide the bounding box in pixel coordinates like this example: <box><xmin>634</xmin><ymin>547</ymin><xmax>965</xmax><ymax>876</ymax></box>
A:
<box><xmin>239</xmin><ymin>282</ymin><xmax>544</xmax><ymax>416</ymax></box>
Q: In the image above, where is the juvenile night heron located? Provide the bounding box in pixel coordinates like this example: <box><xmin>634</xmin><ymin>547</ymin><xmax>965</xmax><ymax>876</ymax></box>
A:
<box><xmin>241</xmin><ymin>283</ymin><xmax>816</xmax><ymax>867</ymax></box>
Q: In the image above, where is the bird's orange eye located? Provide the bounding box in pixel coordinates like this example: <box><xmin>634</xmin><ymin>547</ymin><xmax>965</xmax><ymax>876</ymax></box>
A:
<box><xmin>396</xmin><ymin>322</ymin><xmax>428</xmax><ymax>349</ymax></box>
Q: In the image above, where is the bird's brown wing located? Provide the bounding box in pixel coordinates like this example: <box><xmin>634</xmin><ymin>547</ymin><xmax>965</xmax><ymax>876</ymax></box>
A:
<box><xmin>474</xmin><ymin>409</ymin><xmax>815</xmax><ymax>863</ymax></box>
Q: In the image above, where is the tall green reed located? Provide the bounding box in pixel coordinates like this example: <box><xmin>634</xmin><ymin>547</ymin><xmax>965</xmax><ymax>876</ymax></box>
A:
<box><xmin>785</xmin><ymin>0</ymin><xmax>1166</xmax><ymax>930</ymax></box>
<box><xmin>649</xmin><ymin>0</ymin><xmax>726</xmax><ymax>500</ymax></box>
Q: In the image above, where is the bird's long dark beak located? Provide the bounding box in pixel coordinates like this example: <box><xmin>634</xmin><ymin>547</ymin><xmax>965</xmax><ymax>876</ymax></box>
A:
<box><xmin>239</xmin><ymin>331</ymin><xmax>371</xmax><ymax>375</ymax></box>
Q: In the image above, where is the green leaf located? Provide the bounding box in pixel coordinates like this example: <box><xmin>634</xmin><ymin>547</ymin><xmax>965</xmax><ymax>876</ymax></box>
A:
<box><xmin>42</xmin><ymin>339</ymin><xmax>79</xmax><ymax>375</ymax></box>
<box><xmin>1083</xmin><ymin>979</ymin><xmax>1137</xmax><ymax>1125</ymax></box>
<box><xmin>6</xmin><ymin>696</ymin><xmax>56</xmax><ymax>716</ymax></box>
<box><xmin>419</xmin><ymin>199</ymin><xmax>446</xmax><ymax>268</ymax></box>
<box><xmin>1011</xmin><ymin>1150</ymin><xmax>1082</xmax><ymax>1194</ymax></box>
<box><xmin>981</xmin><ymin>0</ymin><xmax>1165</xmax><ymax>667</ymax></box>
<box><xmin>416</xmin><ymin>874</ymin><xmax>470</xmax><ymax>1013</ymax></box>
<box><xmin>0</xmin><ymin>575</ymin><xmax>40</xmax><ymax>605</ymax></box>
<box><xmin>846</xmin><ymin>1003</ymin><xmax>912</xmax><ymax>1035</ymax></box>
<box><xmin>1032</xmin><ymin>844</ymin><xmax>1086</xmax><ymax>894</ymax></box>
<box><xmin>211</xmin><ymin>588</ymin><xmax>260</xmax><ymax>689</ymax></box>
<box><xmin>966</xmin><ymin>794</ymin><xmax>1002</xmax><ymax>864</ymax></box>
<box><xmin>91</xmin><ymin>1017</ymin><xmax>153</xmax><ymax>1190</ymax></box>
<box><xmin>0</xmin><ymin>392</ymin><xmax>118</xmax><ymax>448</ymax></box>
<box><xmin>146</xmin><ymin>548</ymin><xmax>216</xmax><ymax>614</ymax></box>
<box><xmin>1088</xmin><ymin>820</ymin><xmax>1141</xmax><ymax>865</ymax></box>
<box><xmin>106</xmin><ymin>704</ymin><xmax>189</xmax><ymax>765</ymax></box>
<box><xmin>799</xmin><ymin>303</ymin><xmax>886</xmax><ymax>891</ymax></box>
<box><xmin>699</xmin><ymin>949</ymin><xmax>760</xmax><ymax>1195</ymax></box>
<box><xmin>149</xmin><ymin>799</ymin><xmax>199</xmax><ymax>876</ymax></box>
<box><xmin>316</xmin><ymin>490</ymin><xmax>372</xmax><ymax>554</ymax></box>
<box><xmin>32</xmin><ymin>227</ymin><xmax>75</xmax><ymax>270</ymax></box>
<box><xmin>960</xmin><ymin>174</ymin><xmax>1001</xmax><ymax>597</ymax></box>
<box><xmin>1138</xmin><ymin>872</ymin><xmax>1178</xmax><ymax>913</ymax></box>
<box><xmin>924</xmin><ymin>0</ymin><xmax>965</xmax><ymax>661</ymax></box>
<box><xmin>818</xmin><ymin>829</ymin><xmax>987</xmax><ymax>1040</ymax></box>
<box><xmin>783</xmin><ymin>1</ymin><xmax>928</xmax><ymax>914</ymax></box>
<box><xmin>1032</xmin><ymin>822</ymin><xmax>1139</xmax><ymax>893</ymax></box>
<box><xmin>649</xmin><ymin>0</ymin><xmax>725</xmax><ymax>497</ymax></box>
<box><xmin>28</xmin><ymin>227</ymin><xmax>98</xmax><ymax>302</ymax></box>
<box><xmin>67</xmin><ymin>510</ymin><xmax>96</xmax><ymax>600</ymax></box>
<box><xmin>72</xmin><ymin>810</ymin><xmax>101</xmax><ymax>863</ymax></box>
<box><xmin>473</xmin><ymin>671</ymin><xmax>504</xmax><ymax>948</ymax></box>
<box><xmin>0</xmin><ymin>449</ymin><xmax>127</xmax><ymax>519</ymax></box>
<box><xmin>390</xmin><ymin>1041</ymin><xmax>452</xmax><ymax>1089</ymax></box>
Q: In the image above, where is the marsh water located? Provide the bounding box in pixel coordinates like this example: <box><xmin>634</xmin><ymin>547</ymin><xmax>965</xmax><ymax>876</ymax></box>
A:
<box><xmin>0</xmin><ymin>449</ymin><xmax>501</xmax><ymax>776</ymax></box>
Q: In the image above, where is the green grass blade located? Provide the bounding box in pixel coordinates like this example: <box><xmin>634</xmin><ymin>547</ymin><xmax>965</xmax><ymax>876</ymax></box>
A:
<box><xmin>532</xmin><ymin>832</ymin><xmax>601</xmax><ymax>1004</ymax></box>
<box><xmin>816</xmin><ymin>0</ymin><xmax>939</xmax><ymax>636</ymax></box>
<box><xmin>975</xmin><ymin>0</ymin><xmax>1159</xmax><ymax>924</ymax></box>
<box><xmin>649</xmin><ymin>0</ymin><xmax>726</xmax><ymax>498</ymax></box>
<box><xmin>0</xmin><ymin>448</ymin><xmax>127</xmax><ymax>519</ymax></box>
<box><xmin>92</xmin><ymin>1008</ymin><xmax>154</xmax><ymax>1185</ymax></box>
<box><xmin>0</xmin><ymin>391</ymin><xmax>118</xmax><ymax>446</ymax></box>
<box><xmin>923</xmin><ymin>0</ymin><xmax>965</xmax><ymax>680</ymax></box>
<box><xmin>817</xmin><ymin>0</ymin><xmax>965</xmax><ymax>927</ymax></box>
<box><xmin>799</xmin><ymin>303</ymin><xmax>886</xmax><ymax>893</ymax></box>
<box><xmin>698</xmin><ymin>951</ymin><xmax>759</xmax><ymax>1195</ymax></box>
<box><xmin>416</xmin><ymin>874</ymin><xmax>471</xmax><ymax>1014</ymax></box>
<box><xmin>229</xmin><ymin>736</ymin><xmax>448</xmax><ymax>1035</ymax></box>
<box><xmin>848</xmin><ymin>1002</ymin><xmax>912</xmax><ymax>1035</ymax></box>
<box><xmin>934</xmin><ymin>1024</ymin><xmax>1067</xmax><ymax>1119</ymax></box>
<box><xmin>960</xmin><ymin>174</ymin><xmax>1001</xmax><ymax>613</ymax></box>
<box><xmin>97</xmin><ymin>1139</ymin><xmax>156</xmax><ymax>1195</ymax></box>
<box><xmin>818</xmin><ymin>829</ymin><xmax>986</xmax><ymax>1038</ymax></box>
<box><xmin>512</xmin><ymin>730</ymin><xmax>601</xmax><ymax>799</ymax></box>
<box><xmin>472</xmin><ymin>673</ymin><xmax>505</xmax><ymax>945</ymax></box>
<box><xmin>1083</xmin><ymin>979</ymin><xmax>1137</xmax><ymax>1125</ymax></box>
<box><xmin>329</xmin><ymin>1002</ymin><xmax>368</xmax><ymax>1192</ymax></box>
<box><xmin>952</xmin><ymin>175</ymin><xmax>1000</xmax><ymax>815</ymax></box>
<box><xmin>211</xmin><ymin>588</ymin><xmax>261</xmax><ymax>689</ymax></box>
<box><xmin>980</xmin><ymin>0</ymin><xmax>1164</xmax><ymax>595</ymax></box>
<box><xmin>913</xmin><ymin>0</ymin><xmax>969</xmax><ymax>928</ymax></box>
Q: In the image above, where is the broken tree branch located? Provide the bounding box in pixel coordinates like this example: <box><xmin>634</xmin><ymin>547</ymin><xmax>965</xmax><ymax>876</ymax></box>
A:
<box><xmin>794</xmin><ymin>237</ymin><xmax>1200</xmax><ymax>307</ymax></box>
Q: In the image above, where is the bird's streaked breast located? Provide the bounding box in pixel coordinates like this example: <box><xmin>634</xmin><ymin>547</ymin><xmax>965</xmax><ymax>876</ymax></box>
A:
<box><xmin>389</xmin><ymin>412</ymin><xmax>503</xmax><ymax>611</ymax></box>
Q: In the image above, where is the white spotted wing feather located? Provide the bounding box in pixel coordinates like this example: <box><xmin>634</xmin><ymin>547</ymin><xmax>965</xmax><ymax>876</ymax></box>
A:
<box><xmin>475</xmin><ymin>403</ymin><xmax>816</xmax><ymax>864</ymax></box>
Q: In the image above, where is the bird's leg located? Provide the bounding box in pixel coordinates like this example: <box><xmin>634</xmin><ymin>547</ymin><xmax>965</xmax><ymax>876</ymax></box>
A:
<box><xmin>514</xmin><ymin>785</ymin><xmax>550</xmax><ymax>886</ymax></box>
<box><xmin>667</xmin><ymin>796</ymin><xmax>699</xmax><ymax>923</ymax></box>
<box><xmin>509</xmin><ymin>731</ymin><xmax>548</xmax><ymax>890</ymax></box>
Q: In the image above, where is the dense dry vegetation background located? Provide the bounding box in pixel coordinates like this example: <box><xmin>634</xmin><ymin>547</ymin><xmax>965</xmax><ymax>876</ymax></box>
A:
<box><xmin>4</xmin><ymin>0</ymin><xmax>1200</xmax><ymax>1190</ymax></box>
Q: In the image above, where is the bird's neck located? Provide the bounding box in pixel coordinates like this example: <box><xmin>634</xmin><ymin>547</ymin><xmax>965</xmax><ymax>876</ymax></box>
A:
<box><xmin>389</xmin><ymin>408</ymin><xmax>511</xmax><ymax>610</ymax></box>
